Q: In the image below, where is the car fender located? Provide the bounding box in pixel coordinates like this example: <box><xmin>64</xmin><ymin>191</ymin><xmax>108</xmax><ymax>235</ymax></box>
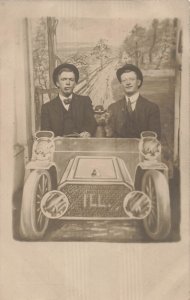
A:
<box><xmin>134</xmin><ymin>162</ymin><xmax>168</xmax><ymax>190</ymax></box>
<box><xmin>25</xmin><ymin>161</ymin><xmax>57</xmax><ymax>189</ymax></box>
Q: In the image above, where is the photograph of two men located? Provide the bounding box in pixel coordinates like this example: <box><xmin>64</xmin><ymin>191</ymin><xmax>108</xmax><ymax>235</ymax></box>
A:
<box><xmin>13</xmin><ymin>16</ymin><xmax>182</xmax><ymax>243</ymax></box>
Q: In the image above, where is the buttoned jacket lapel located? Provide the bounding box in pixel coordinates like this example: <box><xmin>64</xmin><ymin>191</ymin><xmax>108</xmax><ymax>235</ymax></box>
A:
<box><xmin>115</xmin><ymin>97</ymin><xmax>128</xmax><ymax>136</ymax></box>
<box><xmin>118</xmin><ymin>97</ymin><xmax>127</xmax><ymax>120</ymax></box>
<box><xmin>71</xmin><ymin>93</ymin><xmax>83</xmax><ymax>130</ymax></box>
<box><xmin>52</xmin><ymin>95</ymin><xmax>64</xmax><ymax>121</ymax></box>
<box><xmin>134</xmin><ymin>95</ymin><xmax>144</xmax><ymax>126</ymax></box>
<box><xmin>116</xmin><ymin>95</ymin><xmax>142</xmax><ymax>136</ymax></box>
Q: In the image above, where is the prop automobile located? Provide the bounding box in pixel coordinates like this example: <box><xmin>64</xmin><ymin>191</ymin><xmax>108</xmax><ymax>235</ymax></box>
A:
<box><xmin>20</xmin><ymin>131</ymin><xmax>171</xmax><ymax>241</ymax></box>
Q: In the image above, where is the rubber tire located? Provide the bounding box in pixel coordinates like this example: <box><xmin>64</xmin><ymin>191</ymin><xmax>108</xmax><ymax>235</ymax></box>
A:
<box><xmin>20</xmin><ymin>170</ymin><xmax>52</xmax><ymax>240</ymax></box>
<box><xmin>142</xmin><ymin>170</ymin><xmax>171</xmax><ymax>240</ymax></box>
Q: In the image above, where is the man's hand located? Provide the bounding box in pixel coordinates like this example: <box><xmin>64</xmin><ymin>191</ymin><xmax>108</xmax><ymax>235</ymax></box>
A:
<box><xmin>79</xmin><ymin>131</ymin><xmax>91</xmax><ymax>138</ymax></box>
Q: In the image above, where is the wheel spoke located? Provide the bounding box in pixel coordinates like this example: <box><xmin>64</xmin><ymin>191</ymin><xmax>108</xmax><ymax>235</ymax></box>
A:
<box><xmin>151</xmin><ymin>201</ymin><xmax>157</xmax><ymax>210</ymax></box>
<box><xmin>38</xmin><ymin>182</ymin><xmax>43</xmax><ymax>196</ymax></box>
<box><xmin>152</xmin><ymin>190</ymin><xmax>156</xmax><ymax>200</ymax></box>
<box><xmin>150</xmin><ymin>207</ymin><xmax>157</xmax><ymax>219</ymax></box>
<box><xmin>42</xmin><ymin>175</ymin><xmax>48</xmax><ymax>194</ymax></box>
<box><xmin>37</xmin><ymin>212</ymin><xmax>42</xmax><ymax>226</ymax></box>
<box><xmin>41</xmin><ymin>175</ymin><xmax>45</xmax><ymax>194</ymax></box>
<box><xmin>150</xmin><ymin>212</ymin><xmax>156</xmax><ymax>226</ymax></box>
<box><xmin>147</xmin><ymin>213</ymin><xmax>156</xmax><ymax>232</ymax></box>
<box><xmin>143</xmin><ymin>171</ymin><xmax>171</xmax><ymax>240</ymax></box>
<box><xmin>37</xmin><ymin>211</ymin><xmax>44</xmax><ymax>228</ymax></box>
<box><xmin>21</xmin><ymin>170</ymin><xmax>51</xmax><ymax>239</ymax></box>
<box><xmin>35</xmin><ymin>174</ymin><xmax>49</xmax><ymax>231</ymax></box>
<box><xmin>40</xmin><ymin>214</ymin><xmax>46</xmax><ymax>229</ymax></box>
<box><xmin>148</xmin><ymin>176</ymin><xmax>152</xmax><ymax>190</ymax></box>
<box><xmin>146</xmin><ymin>176</ymin><xmax>153</xmax><ymax>198</ymax></box>
<box><xmin>37</xmin><ymin>175</ymin><xmax>48</xmax><ymax>197</ymax></box>
<box><xmin>36</xmin><ymin>193</ymin><xmax>42</xmax><ymax>199</ymax></box>
<box><xmin>146</xmin><ymin>175</ymin><xmax>158</xmax><ymax>233</ymax></box>
<box><xmin>147</xmin><ymin>216</ymin><xmax>153</xmax><ymax>228</ymax></box>
<box><xmin>145</xmin><ymin>185</ymin><xmax>150</xmax><ymax>194</ymax></box>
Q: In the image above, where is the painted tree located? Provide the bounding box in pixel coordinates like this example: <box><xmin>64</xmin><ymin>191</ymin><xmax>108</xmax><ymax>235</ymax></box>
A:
<box><xmin>121</xmin><ymin>18</ymin><xmax>177</xmax><ymax>69</ymax></box>
<box><xmin>122</xmin><ymin>25</ymin><xmax>147</xmax><ymax>66</ymax></box>
<box><xmin>32</xmin><ymin>18</ymin><xmax>49</xmax><ymax>90</ymax></box>
<box><xmin>148</xmin><ymin>19</ymin><xmax>159</xmax><ymax>64</ymax></box>
<box><xmin>66</xmin><ymin>52</ymin><xmax>90</xmax><ymax>86</ymax></box>
<box><xmin>154</xmin><ymin>19</ymin><xmax>176</xmax><ymax>69</ymax></box>
<box><xmin>47</xmin><ymin>17</ymin><xmax>59</xmax><ymax>88</ymax></box>
<box><xmin>32</xmin><ymin>17</ymin><xmax>59</xmax><ymax>91</ymax></box>
<box><xmin>92</xmin><ymin>39</ymin><xmax>111</xmax><ymax>69</ymax></box>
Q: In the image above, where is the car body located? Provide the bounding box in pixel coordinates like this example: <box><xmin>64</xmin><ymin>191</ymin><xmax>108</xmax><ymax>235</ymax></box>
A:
<box><xmin>20</xmin><ymin>131</ymin><xmax>171</xmax><ymax>241</ymax></box>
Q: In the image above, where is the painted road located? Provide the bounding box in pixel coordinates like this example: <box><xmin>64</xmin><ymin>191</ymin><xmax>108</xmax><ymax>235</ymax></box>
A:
<box><xmin>87</xmin><ymin>59</ymin><xmax>118</xmax><ymax>109</ymax></box>
<box><xmin>44</xmin><ymin>219</ymin><xmax>147</xmax><ymax>242</ymax></box>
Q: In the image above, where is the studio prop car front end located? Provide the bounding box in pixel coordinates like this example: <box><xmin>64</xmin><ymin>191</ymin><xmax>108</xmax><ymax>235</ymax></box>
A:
<box><xmin>19</xmin><ymin>131</ymin><xmax>171</xmax><ymax>241</ymax></box>
<box><xmin>40</xmin><ymin>156</ymin><xmax>152</xmax><ymax>220</ymax></box>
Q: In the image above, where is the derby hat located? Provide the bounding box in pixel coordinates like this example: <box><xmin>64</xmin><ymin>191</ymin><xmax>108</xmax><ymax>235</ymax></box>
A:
<box><xmin>116</xmin><ymin>64</ymin><xmax>143</xmax><ymax>87</ymax></box>
<box><xmin>53</xmin><ymin>63</ymin><xmax>80</xmax><ymax>87</ymax></box>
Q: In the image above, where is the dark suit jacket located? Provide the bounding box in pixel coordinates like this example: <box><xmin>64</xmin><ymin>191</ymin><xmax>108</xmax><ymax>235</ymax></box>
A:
<box><xmin>108</xmin><ymin>95</ymin><xmax>161</xmax><ymax>139</ymax></box>
<box><xmin>41</xmin><ymin>94</ymin><xmax>97</xmax><ymax>137</ymax></box>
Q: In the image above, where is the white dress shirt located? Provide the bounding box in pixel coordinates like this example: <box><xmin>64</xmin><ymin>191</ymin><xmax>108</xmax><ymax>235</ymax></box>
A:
<box><xmin>59</xmin><ymin>93</ymin><xmax>72</xmax><ymax>111</ymax></box>
<box><xmin>125</xmin><ymin>92</ymin><xmax>139</xmax><ymax>111</ymax></box>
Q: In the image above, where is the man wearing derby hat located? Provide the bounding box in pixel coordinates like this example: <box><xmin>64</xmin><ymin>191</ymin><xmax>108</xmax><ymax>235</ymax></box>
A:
<box><xmin>107</xmin><ymin>64</ymin><xmax>161</xmax><ymax>139</ymax></box>
<box><xmin>41</xmin><ymin>63</ymin><xmax>97</xmax><ymax>137</ymax></box>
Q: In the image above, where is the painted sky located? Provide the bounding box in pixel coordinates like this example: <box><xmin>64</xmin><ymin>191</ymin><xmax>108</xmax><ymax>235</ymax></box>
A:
<box><xmin>56</xmin><ymin>18</ymin><xmax>150</xmax><ymax>47</ymax></box>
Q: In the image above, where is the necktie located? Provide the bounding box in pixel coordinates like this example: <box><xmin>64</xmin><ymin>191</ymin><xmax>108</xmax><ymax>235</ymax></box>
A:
<box><xmin>63</xmin><ymin>98</ymin><xmax>71</xmax><ymax>105</ymax></box>
<box><xmin>127</xmin><ymin>98</ymin><xmax>133</xmax><ymax>115</ymax></box>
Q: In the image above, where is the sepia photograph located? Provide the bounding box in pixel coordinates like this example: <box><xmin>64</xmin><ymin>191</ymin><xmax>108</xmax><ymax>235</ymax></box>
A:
<box><xmin>0</xmin><ymin>0</ymin><xmax>189</xmax><ymax>299</ymax></box>
<box><xmin>13</xmin><ymin>16</ymin><xmax>181</xmax><ymax>242</ymax></box>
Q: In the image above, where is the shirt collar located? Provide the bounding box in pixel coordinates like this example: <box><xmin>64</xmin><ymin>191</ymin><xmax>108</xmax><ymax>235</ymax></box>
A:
<box><xmin>125</xmin><ymin>92</ymin><xmax>139</xmax><ymax>104</ymax></box>
<box><xmin>59</xmin><ymin>93</ymin><xmax>72</xmax><ymax>101</ymax></box>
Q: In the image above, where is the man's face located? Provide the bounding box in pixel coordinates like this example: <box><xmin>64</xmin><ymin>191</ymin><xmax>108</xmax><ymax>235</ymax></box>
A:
<box><xmin>120</xmin><ymin>71</ymin><xmax>141</xmax><ymax>96</ymax></box>
<box><xmin>56</xmin><ymin>71</ymin><xmax>76</xmax><ymax>97</ymax></box>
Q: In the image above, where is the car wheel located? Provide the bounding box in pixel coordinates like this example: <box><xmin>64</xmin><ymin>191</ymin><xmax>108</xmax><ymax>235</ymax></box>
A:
<box><xmin>141</xmin><ymin>170</ymin><xmax>171</xmax><ymax>240</ymax></box>
<box><xmin>20</xmin><ymin>170</ymin><xmax>51</xmax><ymax>240</ymax></box>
